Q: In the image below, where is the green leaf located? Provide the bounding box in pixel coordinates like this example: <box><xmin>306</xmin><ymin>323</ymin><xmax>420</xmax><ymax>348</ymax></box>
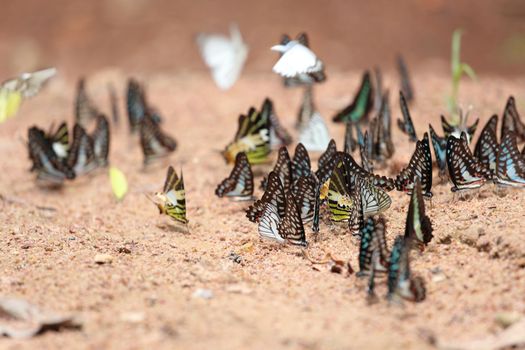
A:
<box><xmin>451</xmin><ymin>29</ymin><xmax>463</xmax><ymax>75</ymax></box>
<box><xmin>109</xmin><ymin>166</ymin><xmax>128</xmax><ymax>201</ymax></box>
<box><xmin>461</xmin><ymin>63</ymin><xmax>477</xmax><ymax>80</ymax></box>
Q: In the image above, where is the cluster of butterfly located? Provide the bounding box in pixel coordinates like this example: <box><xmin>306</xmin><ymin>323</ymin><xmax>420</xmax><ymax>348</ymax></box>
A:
<box><xmin>26</xmin><ymin>77</ymin><xmax>182</xmax><ymax>186</ymax></box>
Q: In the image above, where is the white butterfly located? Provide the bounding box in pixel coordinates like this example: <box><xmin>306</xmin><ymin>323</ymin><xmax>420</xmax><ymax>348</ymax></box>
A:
<box><xmin>271</xmin><ymin>41</ymin><xmax>323</xmax><ymax>78</ymax></box>
<box><xmin>299</xmin><ymin>112</ymin><xmax>331</xmax><ymax>152</ymax></box>
<box><xmin>196</xmin><ymin>24</ymin><xmax>248</xmax><ymax>91</ymax></box>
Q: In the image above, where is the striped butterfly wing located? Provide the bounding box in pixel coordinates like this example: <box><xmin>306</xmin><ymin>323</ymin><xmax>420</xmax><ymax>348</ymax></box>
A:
<box><xmin>474</xmin><ymin>115</ymin><xmax>498</xmax><ymax>175</ymax></box>
<box><xmin>446</xmin><ymin>136</ymin><xmax>487</xmax><ymax>192</ymax></box>
<box><xmin>291</xmin><ymin>143</ymin><xmax>312</xmax><ymax>182</ymax></box>
<box><xmin>332</xmin><ymin>71</ymin><xmax>373</xmax><ymax>123</ymax></box>
<box><xmin>339</xmin><ymin>152</ymin><xmax>395</xmax><ymax>191</ymax></box>
<box><xmin>66</xmin><ymin>124</ymin><xmax>97</xmax><ymax>176</ymax></box>
<box><xmin>291</xmin><ymin>173</ymin><xmax>317</xmax><ymax>223</ymax></box>
<box><xmin>394</xmin><ymin>132</ymin><xmax>433</xmax><ymax>197</ymax></box>
<box><xmin>387</xmin><ymin>236</ymin><xmax>410</xmax><ymax>299</ymax></box>
<box><xmin>429</xmin><ymin>124</ymin><xmax>448</xmax><ymax>177</ymax></box>
<box><xmin>397</xmin><ymin>55</ymin><xmax>414</xmax><ymax>102</ymax></box>
<box><xmin>261</xmin><ymin>146</ymin><xmax>292</xmax><ymax>191</ymax></box>
<box><xmin>356</xmin><ymin>177</ymin><xmax>392</xmax><ymax>217</ymax></box>
<box><xmin>397</xmin><ymin>91</ymin><xmax>417</xmax><ymax>142</ymax></box>
<box><xmin>127</xmin><ymin>79</ymin><xmax>147</xmax><ymax>133</ymax></box>
<box><xmin>495</xmin><ymin>130</ymin><xmax>525</xmax><ymax>186</ymax></box>
<box><xmin>315</xmin><ymin>139</ymin><xmax>337</xmax><ymax>184</ymax></box>
<box><xmin>404</xmin><ymin>178</ymin><xmax>433</xmax><ymax>248</ymax></box>
<box><xmin>75</xmin><ymin>79</ymin><xmax>99</xmax><ymax>127</ymax></box>
<box><xmin>92</xmin><ymin>114</ymin><xmax>110</xmax><ymax>167</ymax></box>
<box><xmin>359</xmin><ymin>130</ymin><xmax>373</xmax><ymax>173</ymax></box>
<box><xmin>278</xmin><ymin>192</ymin><xmax>307</xmax><ymax>246</ymax></box>
<box><xmin>358</xmin><ymin>217</ymin><xmax>379</xmax><ymax>275</ymax></box>
<box><xmin>47</xmin><ymin>121</ymin><xmax>69</xmax><ymax>159</ymax></box>
<box><xmin>246</xmin><ymin>171</ymin><xmax>286</xmax><ymax>223</ymax></box>
<box><xmin>261</xmin><ymin>98</ymin><xmax>292</xmax><ymax>148</ymax></box>
<box><xmin>140</xmin><ymin>114</ymin><xmax>177</xmax><ymax>165</ymax></box>
<box><xmin>501</xmin><ymin>96</ymin><xmax>525</xmax><ymax>142</ymax></box>
<box><xmin>344</xmin><ymin>122</ymin><xmax>357</xmax><ymax>154</ymax></box>
<box><xmin>327</xmin><ymin>161</ymin><xmax>354</xmax><ymax>222</ymax></box>
<box><xmin>258</xmin><ymin>201</ymin><xmax>284</xmax><ymax>244</ymax></box>
<box><xmin>215</xmin><ymin>152</ymin><xmax>254</xmax><ymax>198</ymax></box>
<box><xmin>165</xmin><ymin>168</ymin><xmax>188</xmax><ymax>224</ymax></box>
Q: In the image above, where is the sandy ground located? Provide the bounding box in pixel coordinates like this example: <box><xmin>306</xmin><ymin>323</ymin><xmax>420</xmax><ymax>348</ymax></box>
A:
<box><xmin>0</xmin><ymin>68</ymin><xmax>525</xmax><ymax>349</ymax></box>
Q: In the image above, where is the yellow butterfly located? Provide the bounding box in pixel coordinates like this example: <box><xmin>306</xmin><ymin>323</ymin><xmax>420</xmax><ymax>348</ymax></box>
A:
<box><xmin>0</xmin><ymin>68</ymin><xmax>56</xmax><ymax>123</ymax></box>
<box><xmin>148</xmin><ymin>166</ymin><xmax>188</xmax><ymax>225</ymax></box>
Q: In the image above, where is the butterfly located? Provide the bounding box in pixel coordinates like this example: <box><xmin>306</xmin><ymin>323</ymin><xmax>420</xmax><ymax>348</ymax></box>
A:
<box><xmin>246</xmin><ymin>171</ymin><xmax>286</xmax><ymax>223</ymax></box>
<box><xmin>356</xmin><ymin>176</ymin><xmax>392</xmax><ymax>217</ymax></box>
<box><xmin>126</xmin><ymin>79</ymin><xmax>150</xmax><ymax>133</ymax></box>
<box><xmin>357</xmin><ymin>216</ymin><xmax>389</xmax><ymax>276</ymax></box>
<box><xmin>258</xmin><ymin>191</ymin><xmax>307</xmax><ymax>247</ymax></box>
<box><xmin>375</xmin><ymin>90</ymin><xmax>395</xmax><ymax>161</ymax></box>
<box><xmin>298</xmin><ymin>112</ymin><xmax>331</xmax><ymax>152</ymax></box>
<box><xmin>495</xmin><ymin>130</ymin><xmax>525</xmax><ymax>187</ymax></box>
<box><xmin>260</xmin><ymin>146</ymin><xmax>292</xmax><ymax>191</ymax></box>
<box><xmin>332</xmin><ymin>71</ymin><xmax>373</xmax><ymax>124</ymax></box>
<box><xmin>291</xmin><ymin>173</ymin><xmax>318</xmax><ymax>224</ymax></box>
<box><xmin>339</xmin><ymin>152</ymin><xmax>396</xmax><ymax>191</ymax></box>
<box><xmin>279</xmin><ymin>33</ymin><xmax>326</xmax><ymax>86</ymax></box>
<box><xmin>66</xmin><ymin>124</ymin><xmax>97</xmax><ymax>176</ymax></box>
<box><xmin>75</xmin><ymin>78</ymin><xmax>99</xmax><ymax>127</ymax></box>
<box><xmin>387</xmin><ymin>236</ymin><xmax>426</xmax><ymax>303</ymax></box>
<box><xmin>446</xmin><ymin>134</ymin><xmax>491</xmax><ymax>192</ymax></box>
<box><xmin>140</xmin><ymin>114</ymin><xmax>177</xmax><ymax>166</ymax></box>
<box><xmin>27</xmin><ymin>126</ymin><xmax>75</xmax><ymax>185</ymax></box>
<box><xmin>261</xmin><ymin>98</ymin><xmax>292</xmax><ymax>149</ymax></box>
<box><xmin>215</xmin><ymin>152</ymin><xmax>254</xmax><ymax>200</ymax></box>
<box><xmin>45</xmin><ymin>122</ymin><xmax>69</xmax><ymax>159</ymax></box>
<box><xmin>344</xmin><ymin>122</ymin><xmax>357</xmax><ymax>154</ymax></box>
<box><xmin>373</xmin><ymin>66</ymin><xmax>383</xmax><ymax>112</ymax></box>
<box><xmin>0</xmin><ymin>68</ymin><xmax>56</xmax><ymax>123</ymax></box>
<box><xmin>500</xmin><ymin>96</ymin><xmax>525</xmax><ymax>142</ymax></box>
<box><xmin>360</xmin><ymin>130</ymin><xmax>373</xmax><ymax>173</ymax></box>
<box><xmin>397</xmin><ymin>55</ymin><xmax>414</xmax><ymax>102</ymax></box>
<box><xmin>441</xmin><ymin>111</ymin><xmax>479</xmax><ymax>144</ymax></box>
<box><xmin>196</xmin><ymin>23</ymin><xmax>248</xmax><ymax>91</ymax></box>
<box><xmin>473</xmin><ymin>115</ymin><xmax>498</xmax><ymax>176</ymax></box>
<box><xmin>397</xmin><ymin>91</ymin><xmax>417</xmax><ymax>142</ymax></box>
<box><xmin>395</xmin><ymin>132</ymin><xmax>433</xmax><ymax>198</ymax></box>
<box><xmin>327</xmin><ymin>160</ymin><xmax>359</xmax><ymax>222</ymax></box>
<box><xmin>429</xmin><ymin>124</ymin><xmax>448</xmax><ymax>179</ymax></box>
<box><xmin>91</xmin><ymin>114</ymin><xmax>110</xmax><ymax>167</ymax></box>
<box><xmin>366</xmin><ymin>251</ymin><xmax>380</xmax><ymax>305</ymax></box>
<box><xmin>315</xmin><ymin>139</ymin><xmax>338</xmax><ymax>185</ymax></box>
<box><xmin>148</xmin><ymin>166</ymin><xmax>188</xmax><ymax>225</ymax></box>
<box><xmin>223</xmin><ymin>107</ymin><xmax>270</xmax><ymax>164</ymax></box>
<box><xmin>404</xmin><ymin>178</ymin><xmax>433</xmax><ymax>250</ymax></box>
<box><xmin>108</xmin><ymin>83</ymin><xmax>120</xmax><ymax>125</ymax></box>
<box><xmin>291</xmin><ymin>143</ymin><xmax>312</xmax><ymax>182</ymax></box>
<box><xmin>271</xmin><ymin>39</ymin><xmax>324</xmax><ymax>82</ymax></box>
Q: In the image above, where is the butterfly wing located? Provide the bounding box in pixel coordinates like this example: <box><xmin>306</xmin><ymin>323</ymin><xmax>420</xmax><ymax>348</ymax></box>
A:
<box><xmin>291</xmin><ymin>143</ymin><xmax>312</xmax><ymax>182</ymax></box>
<box><xmin>332</xmin><ymin>71</ymin><xmax>373</xmax><ymax>123</ymax></box>
<box><xmin>299</xmin><ymin>112</ymin><xmax>330</xmax><ymax>152</ymax></box>
<box><xmin>216</xmin><ymin>152</ymin><xmax>254</xmax><ymax>198</ymax></box>
<box><xmin>394</xmin><ymin>133</ymin><xmax>433</xmax><ymax>197</ymax></box>
<box><xmin>272</xmin><ymin>43</ymin><xmax>320</xmax><ymax>78</ymax></box>
<box><xmin>397</xmin><ymin>91</ymin><xmax>417</xmax><ymax>142</ymax></box>
<box><xmin>429</xmin><ymin>124</ymin><xmax>448</xmax><ymax>176</ymax></box>
<box><xmin>66</xmin><ymin>124</ymin><xmax>97</xmax><ymax>175</ymax></box>
<box><xmin>474</xmin><ymin>115</ymin><xmax>498</xmax><ymax>175</ymax></box>
<box><xmin>278</xmin><ymin>192</ymin><xmax>307</xmax><ymax>246</ymax></box>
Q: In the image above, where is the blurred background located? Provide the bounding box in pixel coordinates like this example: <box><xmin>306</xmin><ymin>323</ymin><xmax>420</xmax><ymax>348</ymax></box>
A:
<box><xmin>1</xmin><ymin>0</ymin><xmax>524</xmax><ymax>79</ymax></box>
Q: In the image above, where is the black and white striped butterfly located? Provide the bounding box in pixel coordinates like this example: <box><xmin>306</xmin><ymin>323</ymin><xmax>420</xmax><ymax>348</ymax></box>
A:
<box><xmin>246</xmin><ymin>171</ymin><xmax>286</xmax><ymax>223</ymax></box>
<box><xmin>91</xmin><ymin>114</ymin><xmax>110</xmax><ymax>167</ymax></box>
<box><xmin>387</xmin><ymin>236</ymin><xmax>426</xmax><ymax>303</ymax></box>
<box><xmin>473</xmin><ymin>115</ymin><xmax>498</xmax><ymax>176</ymax></box>
<box><xmin>215</xmin><ymin>152</ymin><xmax>254</xmax><ymax>200</ymax></box>
<box><xmin>397</xmin><ymin>55</ymin><xmax>414</xmax><ymax>103</ymax></box>
<box><xmin>140</xmin><ymin>114</ymin><xmax>177</xmax><ymax>166</ymax></box>
<box><xmin>291</xmin><ymin>143</ymin><xmax>312</xmax><ymax>182</ymax></box>
<box><xmin>261</xmin><ymin>98</ymin><xmax>292</xmax><ymax>149</ymax></box>
<box><xmin>500</xmin><ymin>96</ymin><xmax>525</xmax><ymax>142</ymax></box>
<box><xmin>315</xmin><ymin>139</ymin><xmax>338</xmax><ymax>186</ymax></box>
<box><xmin>357</xmin><ymin>216</ymin><xmax>389</xmax><ymax>276</ymax></box>
<box><xmin>356</xmin><ymin>176</ymin><xmax>392</xmax><ymax>217</ymax></box>
<box><xmin>258</xmin><ymin>190</ymin><xmax>307</xmax><ymax>246</ymax></box>
<box><xmin>360</xmin><ymin>130</ymin><xmax>373</xmax><ymax>173</ymax></box>
<box><xmin>291</xmin><ymin>173</ymin><xmax>317</xmax><ymax>224</ymax></box>
<box><xmin>339</xmin><ymin>152</ymin><xmax>396</xmax><ymax>191</ymax></box>
<box><xmin>66</xmin><ymin>124</ymin><xmax>98</xmax><ymax>176</ymax></box>
<box><xmin>495</xmin><ymin>130</ymin><xmax>525</xmax><ymax>187</ymax></box>
<box><xmin>441</xmin><ymin>111</ymin><xmax>479</xmax><ymax>144</ymax></box>
<box><xmin>404</xmin><ymin>178</ymin><xmax>433</xmax><ymax>250</ymax></box>
<box><xmin>395</xmin><ymin>133</ymin><xmax>433</xmax><ymax>198</ymax></box>
<box><xmin>261</xmin><ymin>146</ymin><xmax>292</xmax><ymax>191</ymax></box>
<box><xmin>397</xmin><ymin>91</ymin><xmax>417</xmax><ymax>142</ymax></box>
<box><xmin>27</xmin><ymin>126</ymin><xmax>75</xmax><ymax>185</ymax></box>
<box><xmin>75</xmin><ymin>78</ymin><xmax>99</xmax><ymax>127</ymax></box>
<box><xmin>429</xmin><ymin>124</ymin><xmax>448</xmax><ymax>180</ymax></box>
<box><xmin>446</xmin><ymin>134</ymin><xmax>491</xmax><ymax>192</ymax></box>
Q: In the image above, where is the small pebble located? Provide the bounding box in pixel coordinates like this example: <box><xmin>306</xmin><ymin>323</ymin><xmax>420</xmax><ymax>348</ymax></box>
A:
<box><xmin>94</xmin><ymin>253</ymin><xmax>113</xmax><ymax>264</ymax></box>
<box><xmin>192</xmin><ymin>288</ymin><xmax>213</xmax><ymax>299</ymax></box>
<box><xmin>494</xmin><ymin>312</ymin><xmax>521</xmax><ymax>329</ymax></box>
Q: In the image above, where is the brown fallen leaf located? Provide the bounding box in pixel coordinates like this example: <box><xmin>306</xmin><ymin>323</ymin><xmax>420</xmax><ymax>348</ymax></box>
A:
<box><xmin>0</xmin><ymin>297</ymin><xmax>81</xmax><ymax>338</ymax></box>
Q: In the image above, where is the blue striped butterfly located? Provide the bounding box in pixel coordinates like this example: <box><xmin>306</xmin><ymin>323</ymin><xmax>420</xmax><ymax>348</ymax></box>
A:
<box><xmin>215</xmin><ymin>152</ymin><xmax>254</xmax><ymax>200</ymax></box>
<box><xmin>429</xmin><ymin>124</ymin><xmax>448</xmax><ymax>179</ymax></box>
<box><xmin>495</xmin><ymin>130</ymin><xmax>525</xmax><ymax>187</ymax></box>
<box><xmin>387</xmin><ymin>236</ymin><xmax>426</xmax><ymax>303</ymax></box>
<box><xmin>397</xmin><ymin>55</ymin><xmax>414</xmax><ymax>103</ymax></box>
<box><xmin>395</xmin><ymin>132</ymin><xmax>433</xmax><ymax>198</ymax></box>
<box><xmin>358</xmin><ymin>216</ymin><xmax>389</xmax><ymax>276</ymax></box>
<box><xmin>360</xmin><ymin>129</ymin><xmax>373</xmax><ymax>173</ymax></box>
<box><xmin>446</xmin><ymin>134</ymin><xmax>490</xmax><ymax>192</ymax></box>
<box><xmin>397</xmin><ymin>91</ymin><xmax>417</xmax><ymax>142</ymax></box>
<box><xmin>332</xmin><ymin>71</ymin><xmax>373</xmax><ymax>124</ymax></box>
<box><xmin>500</xmin><ymin>96</ymin><xmax>525</xmax><ymax>142</ymax></box>
<box><xmin>291</xmin><ymin>143</ymin><xmax>312</xmax><ymax>182</ymax></box>
<box><xmin>473</xmin><ymin>115</ymin><xmax>498</xmax><ymax>176</ymax></box>
<box><xmin>246</xmin><ymin>171</ymin><xmax>286</xmax><ymax>223</ymax></box>
<box><xmin>260</xmin><ymin>146</ymin><xmax>292</xmax><ymax>191</ymax></box>
<box><xmin>291</xmin><ymin>173</ymin><xmax>318</xmax><ymax>224</ymax></box>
